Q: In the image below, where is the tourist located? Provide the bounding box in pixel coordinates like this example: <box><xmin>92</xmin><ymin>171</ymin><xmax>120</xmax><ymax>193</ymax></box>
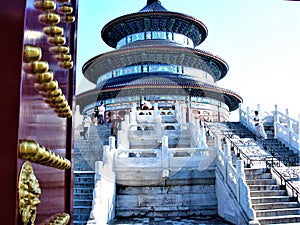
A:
<box><xmin>93</xmin><ymin>105</ymin><xmax>99</xmax><ymax>125</ymax></box>
<box><xmin>111</xmin><ymin>114</ymin><xmax>119</xmax><ymax>138</ymax></box>
<box><xmin>141</xmin><ymin>101</ymin><xmax>149</xmax><ymax>110</ymax></box>
<box><xmin>98</xmin><ymin>102</ymin><xmax>105</xmax><ymax>125</ymax></box>
<box><xmin>253</xmin><ymin>110</ymin><xmax>267</xmax><ymax>139</ymax></box>
<box><xmin>141</xmin><ymin>100</ymin><xmax>152</xmax><ymax>110</ymax></box>
<box><xmin>82</xmin><ymin>113</ymin><xmax>92</xmax><ymax>140</ymax></box>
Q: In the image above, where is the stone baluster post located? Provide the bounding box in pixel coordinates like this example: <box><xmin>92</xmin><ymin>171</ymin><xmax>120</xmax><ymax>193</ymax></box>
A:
<box><xmin>177</xmin><ymin>103</ymin><xmax>181</xmax><ymax>121</ymax></box>
<box><xmin>238</xmin><ymin>103</ymin><xmax>242</xmax><ymax>123</ymax></box>
<box><xmin>123</xmin><ymin>114</ymin><xmax>130</xmax><ymax>129</ymax></box>
<box><xmin>153</xmin><ymin>102</ymin><xmax>159</xmax><ymax>122</ymax></box>
<box><xmin>286</xmin><ymin>108</ymin><xmax>291</xmax><ymax>146</ymax></box>
<box><xmin>273</xmin><ymin>104</ymin><xmax>278</xmax><ymax>138</ymax></box>
<box><xmin>102</xmin><ymin>145</ymin><xmax>110</xmax><ymax>166</ymax></box>
<box><xmin>195</xmin><ymin>114</ymin><xmax>198</xmax><ymax>128</ymax></box>
<box><xmin>75</xmin><ymin>105</ymin><xmax>83</xmax><ymax>127</ymax></box>
<box><xmin>236</xmin><ymin>159</ymin><xmax>257</xmax><ymax>223</ymax></box>
<box><xmin>236</xmin><ymin>159</ymin><xmax>245</xmax><ymax>203</ymax></box>
<box><xmin>215</xmin><ymin>134</ymin><xmax>220</xmax><ymax>151</ymax></box>
<box><xmin>223</xmin><ymin>139</ymin><xmax>232</xmax><ymax>182</ymax></box>
<box><xmin>154</xmin><ymin>102</ymin><xmax>162</xmax><ymax>137</ymax></box>
<box><xmin>246</xmin><ymin>106</ymin><xmax>250</xmax><ymax>128</ymax></box>
<box><xmin>175</xmin><ymin>100</ymin><xmax>180</xmax><ymax>112</ymax></box>
<box><xmin>161</xmin><ymin>136</ymin><xmax>169</xmax><ymax>169</ymax></box>
<box><xmin>88</xmin><ymin>161</ymin><xmax>102</xmax><ymax>223</ymax></box>
<box><xmin>154</xmin><ymin>102</ymin><xmax>158</xmax><ymax>111</ymax></box>
<box><xmin>130</xmin><ymin>103</ymin><xmax>137</xmax><ymax>125</ymax></box>
<box><xmin>109</xmin><ymin>136</ymin><xmax>116</xmax><ymax>150</ymax></box>
<box><xmin>181</xmin><ymin>103</ymin><xmax>186</xmax><ymax>125</ymax></box>
<box><xmin>197</xmin><ymin>118</ymin><xmax>207</xmax><ymax>149</ymax></box>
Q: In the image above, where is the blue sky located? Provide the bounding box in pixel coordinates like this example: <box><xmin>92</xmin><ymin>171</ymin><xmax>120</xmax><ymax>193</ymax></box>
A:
<box><xmin>76</xmin><ymin>0</ymin><xmax>300</xmax><ymax>120</ymax></box>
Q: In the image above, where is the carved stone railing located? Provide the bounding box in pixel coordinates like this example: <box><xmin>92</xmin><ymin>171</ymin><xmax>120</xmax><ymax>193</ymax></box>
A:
<box><xmin>273</xmin><ymin>107</ymin><xmax>299</xmax><ymax>151</ymax></box>
<box><xmin>87</xmin><ymin>140</ymin><xmax>116</xmax><ymax>225</ymax></box>
<box><xmin>117</xmin><ymin>102</ymin><xmax>208</xmax><ymax>149</ymax></box>
<box><xmin>216</xmin><ymin>139</ymin><xmax>258</xmax><ymax>224</ymax></box>
<box><xmin>115</xmin><ymin>135</ymin><xmax>216</xmax><ymax>173</ymax></box>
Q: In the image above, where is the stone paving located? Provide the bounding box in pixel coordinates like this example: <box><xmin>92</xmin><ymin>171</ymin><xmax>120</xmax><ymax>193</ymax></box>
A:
<box><xmin>109</xmin><ymin>216</ymin><xmax>233</xmax><ymax>225</ymax></box>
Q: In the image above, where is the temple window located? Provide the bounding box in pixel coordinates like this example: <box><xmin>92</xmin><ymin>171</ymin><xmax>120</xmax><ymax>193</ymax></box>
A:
<box><xmin>96</xmin><ymin>64</ymin><xmax>215</xmax><ymax>85</ymax></box>
<box><xmin>146</xmin><ymin>31</ymin><xmax>152</xmax><ymax>39</ymax></box>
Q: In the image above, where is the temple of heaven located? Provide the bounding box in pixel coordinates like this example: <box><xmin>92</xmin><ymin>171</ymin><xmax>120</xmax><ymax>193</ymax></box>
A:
<box><xmin>76</xmin><ymin>0</ymin><xmax>242</xmax><ymax>122</ymax></box>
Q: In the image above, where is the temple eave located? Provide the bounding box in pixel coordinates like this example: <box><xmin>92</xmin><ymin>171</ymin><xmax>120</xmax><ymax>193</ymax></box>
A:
<box><xmin>101</xmin><ymin>11</ymin><xmax>208</xmax><ymax>48</ymax></box>
<box><xmin>76</xmin><ymin>84</ymin><xmax>242</xmax><ymax>112</ymax></box>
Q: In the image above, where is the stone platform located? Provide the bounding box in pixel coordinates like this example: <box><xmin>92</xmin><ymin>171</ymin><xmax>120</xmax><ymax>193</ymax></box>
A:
<box><xmin>109</xmin><ymin>216</ymin><xmax>233</xmax><ymax>225</ymax></box>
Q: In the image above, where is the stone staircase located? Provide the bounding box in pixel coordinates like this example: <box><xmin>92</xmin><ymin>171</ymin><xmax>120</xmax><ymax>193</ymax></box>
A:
<box><xmin>73</xmin><ymin>124</ymin><xmax>111</xmax><ymax>224</ymax></box>
<box><xmin>245</xmin><ymin>168</ymin><xmax>300</xmax><ymax>225</ymax></box>
<box><xmin>224</xmin><ymin>122</ymin><xmax>300</xmax><ymax>224</ymax></box>
<box><xmin>263</xmin><ymin>139</ymin><xmax>300</xmax><ymax>167</ymax></box>
<box><xmin>74</xmin><ymin>124</ymin><xmax>111</xmax><ymax>171</ymax></box>
<box><xmin>73</xmin><ymin>172</ymin><xmax>95</xmax><ymax>225</ymax></box>
<box><xmin>226</xmin><ymin>122</ymin><xmax>300</xmax><ymax>167</ymax></box>
<box><xmin>226</xmin><ymin>122</ymin><xmax>256</xmax><ymax>139</ymax></box>
<box><xmin>72</xmin><ymin>118</ymin><xmax>299</xmax><ymax>224</ymax></box>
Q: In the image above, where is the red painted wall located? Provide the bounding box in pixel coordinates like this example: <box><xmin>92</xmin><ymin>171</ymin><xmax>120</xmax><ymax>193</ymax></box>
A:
<box><xmin>0</xmin><ymin>0</ymin><xmax>77</xmax><ymax>224</ymax></box>
<box><xmin>0</xmin><ymin>1</ymin><xmax>25</xmax><ymax>224</ymax></box>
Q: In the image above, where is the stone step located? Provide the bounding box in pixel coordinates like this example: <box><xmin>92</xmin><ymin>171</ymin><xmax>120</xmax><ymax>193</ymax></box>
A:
<box><xmin>73</xmin><ymin>222</ymin><xmax>88</xmax><ymax>225</ymax></box>
<box><xmin>246</xmin><ymin>179</ymin><xmax>276</xmax><ymax>185</ymax></box>
<box><xmin>73</xmin><ymin>181</ymin><xmax>94</xmax><ymax>187</ymax></box>
<box><xmin>271</xmin><ymin>151</ymin><xmax>298</xmax><ymax>157</ymax></box>
<box><xmin>252</xmin><ymin>202</ymin><xmax>299</xmax><ymax>210</ymax></box>
<box><xmin>74</xmin><ymin>176</ymin><xmax>95</xmax><ymax>184</ymax></box>
<box><xmin>73</xmin><ymin>187</ymin><xmax>94</xmax><ymax>194</ymax></box>
<box><xmin>244</xmin><ymin>167</ymin><xmax>266</xmax><ymax>175</ymax></box>
<box><xmin>118</xmin><ymin>185</ymin><xmax>215</xmax><ymax>195</ymax></box>
<box><xmin>249</xmin><ymin>185</ymin><xmax>282</xmax><ymax>191</ymax></box>
<box><xmin>116</xmin><ymin>205</ymin><xmax>218</xmax><ymax>218</ymax></box>
<box><xmin>117</xmin><ymin>193</ymin><xmax>217</xmax><ymax>208</ymax></box>
<box><xmin>255</xmin><ymin>208</ymin><xmax>300</xmax><ymax>217</ymax></box>
<box><xmin>250</xmin><ymin>190</ymin><xmax>287</xmax><ymax>197</ymax></box>
<box><xmin>257</xmin><ymin>214</ymin><xmax>300</xmax><ymax>225</ymax></box>
<box><xmin>74</xmin><ymin>172</ymin><xmax>95</xmax><ymax>177</ymax></box>
<box><xmin>73</xmin><ymin>193</ymin><xmax>94</xmax><ymax>199</ymax></box>
<box><xmin>73</xmin><ymin>222</ymin><xmax>87</xmax><ymax>225</ymax></box>
<box><xmin>251</xmin><ymin>196</ymin><xmax>294</xmax><ymax>204</ymax></box>
<box><xmin>108</xmin><ymin>216</ymin><xmax>233</xmax><ymax>224</ymax></box>
<box><xmin>245</xmin><ymin>172</ymin><xmax>272</xmax><ymax>180</ymax></box>
<box><xmin>73</xmin><ymin>199</ymin><xmax>93</xmax><ymax>207</ymax></box>
<box><xmin>72</xmin><ymin>213</ymin><xmax>90</xmax><ymax>222</ymax></box>
<box><xmin>73</xmin><ymin>205</ymin><xmax>92</xmax><ymax>215</ymax></box>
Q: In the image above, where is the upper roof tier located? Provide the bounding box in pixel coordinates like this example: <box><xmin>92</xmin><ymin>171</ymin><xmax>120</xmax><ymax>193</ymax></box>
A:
<box><xmin>101</xmin><ymin>0</ymin><xmax>208</xmax><ymax>48</ymax></box>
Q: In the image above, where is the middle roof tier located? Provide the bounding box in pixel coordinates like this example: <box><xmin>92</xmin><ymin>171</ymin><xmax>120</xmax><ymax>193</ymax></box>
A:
<box><xmin>82</xmin><ymin>40</ymin><xmax>229</xmax><ymax>84</ymax></box>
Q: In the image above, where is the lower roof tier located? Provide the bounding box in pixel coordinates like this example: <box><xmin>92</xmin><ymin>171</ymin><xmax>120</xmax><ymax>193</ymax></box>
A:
<box><xmin>76</xmin><ymin>74</ymin><xmax>242</xmax><ymax>112</ymax></box>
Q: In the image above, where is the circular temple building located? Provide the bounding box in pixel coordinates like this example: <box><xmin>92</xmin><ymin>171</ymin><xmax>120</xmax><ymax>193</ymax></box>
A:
<box><xmin>76</xmin><ymin>0</ymin><xmax>242</xmax><ymax>122</ymax></box>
